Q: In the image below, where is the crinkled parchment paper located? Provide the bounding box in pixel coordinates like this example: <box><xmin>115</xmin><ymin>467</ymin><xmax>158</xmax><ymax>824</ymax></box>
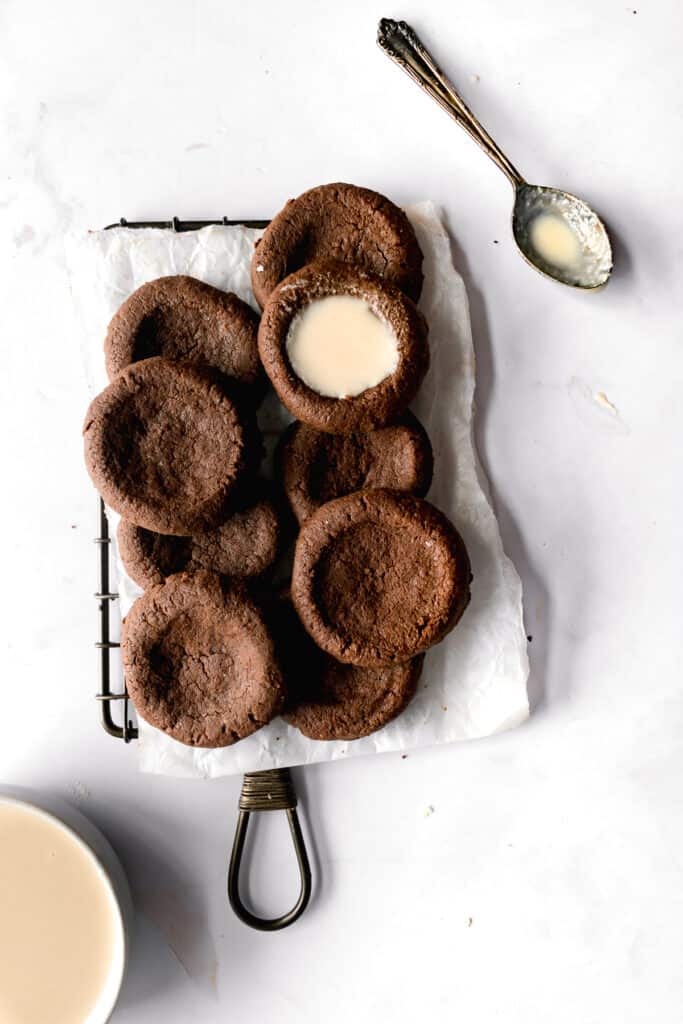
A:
<box><xmin>67</xmin><ymin>202</ymin><xmax>529</xmax><ymax>777</ymax></box>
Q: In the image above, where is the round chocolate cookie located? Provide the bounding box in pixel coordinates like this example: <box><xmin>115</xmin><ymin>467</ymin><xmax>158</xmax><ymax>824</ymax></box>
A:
<box><xmin>285</xmin><ymin>655</ymin><xmax>424</xmax><ymax>741</ymax></box>
<box><xmin>117</xmin><ymin>483</ymin><xmax>282</xmax><ymax>588</ymax></box>
<box><xmin>258</xmin><ymin>261</ymin><xmax>429</xmax><ymax>433</ymax></box>
<box><xmin>122</xmin><ymin>571</ymin><xmax>285</xmax><ymax>748</ymax></box>
<box><xmin>105</xmin><ymin>275</ymin><xmax>264</xmax><ymax>399</ymax></box>
<box><xmin>251</xmin><ymin>182</ymin><xmax>423</xmax><ymax>307</ymax></box>
<box><xmin>275</xmin><ymin>598</ymin><xmax>425</xmax><ymax>740</ymax></box>
<box><xmin>277</xmin><ymin>412</ymin><xmax>433</xmax><ymax>524</ymax></box>
<box><xmin>292</xmin><ymin>490</ymin><xmax>471</xmax><ymax>667</ymax></box>
<box><xmin>84</xmin><ymin>356</ymin><xmax>258</xmax><ymax>535</ymax></box>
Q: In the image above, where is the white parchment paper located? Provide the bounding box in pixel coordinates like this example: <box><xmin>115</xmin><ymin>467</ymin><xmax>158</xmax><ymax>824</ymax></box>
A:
<box><xmin>67</xmin><ymin>202</ymin><xmax>529</xmax><ymax>777</ymax></box>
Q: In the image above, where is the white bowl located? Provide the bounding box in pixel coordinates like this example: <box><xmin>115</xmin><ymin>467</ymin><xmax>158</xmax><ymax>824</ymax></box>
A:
<box><xmin>0</xmin><ymin>786</ymin><xmax>133</xmax><ymax>1023</ymax></box>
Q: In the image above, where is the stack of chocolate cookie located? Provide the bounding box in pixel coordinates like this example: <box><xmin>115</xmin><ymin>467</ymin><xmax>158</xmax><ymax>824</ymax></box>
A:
<box><xmin>83</xmin><ymin>183</ymin><xmax>472</xmax><ymax>749</ymax></box>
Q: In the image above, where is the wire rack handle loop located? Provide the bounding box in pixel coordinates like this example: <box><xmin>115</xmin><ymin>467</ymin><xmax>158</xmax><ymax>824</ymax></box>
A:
<box><xmin>228</xmin><ymin>769</ymin><xmax>312</xmax><ymax>931</ymax></box>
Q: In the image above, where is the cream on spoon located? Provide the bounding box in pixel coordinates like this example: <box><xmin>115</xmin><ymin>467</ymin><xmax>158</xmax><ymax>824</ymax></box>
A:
<box><xmin>377</xmin><ymin>18</ymin><xmax>613</xmax><ymax>290</ymax></box>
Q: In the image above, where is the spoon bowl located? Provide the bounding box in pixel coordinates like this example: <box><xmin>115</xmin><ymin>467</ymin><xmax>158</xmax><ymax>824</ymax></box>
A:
<box><xmin>513</xmin><ymin>184</ymin><xmax>612</xmax><ymax>289</ymax></box>
<box><xmin>378</xmin><ymin>18</ymin><xmax>613</xmax><ymax>290</ymax></box>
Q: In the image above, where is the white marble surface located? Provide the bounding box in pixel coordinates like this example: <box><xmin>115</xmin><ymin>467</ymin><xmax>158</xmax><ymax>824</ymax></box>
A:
<box><xmin>1</xmin><ymin>1</ymin><xmax>681</xmax><ymax>1021</ymax></box>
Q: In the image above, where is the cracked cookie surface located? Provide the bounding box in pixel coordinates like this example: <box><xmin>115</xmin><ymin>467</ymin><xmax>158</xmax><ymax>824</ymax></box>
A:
<box><xmin>291</xmin><ymin>490</ymin><xmax>472</xmax><ymax>667</ymax></box>
<box><xmin>105</xmin><ymin>275</ymin><xmax>265</xmax><ymax>400</ymax></box>
<box><xmin>117</xmin><ymin>481</ymin><xmax>283</xmax><ymax>587</ymax></box>
<box><xmin>83</xmin><ymin>356</ymin><xmax>257</xmax><ymax>535</ymax></box>
<box><xmin>276</xmin><ymin>599</ymin><xmax>425</xmax><ymax>740</ymax></box>
<box><xmin>277</xmin><ymin>412</ymin><xmax>433</xmax><ymax>524</ymax></box>
<box><xmin>251</xmin><ymin>182</ymin><xmax>423</xmax><ymax>307</ymax></box>
<box><xmin>122</xmin><ymin>571</ymin><xmax>285</xmax><ymax>747</ymax></box>
<box><xmin>285</xmin><ymin>655</ymin><xmax>424</xmax><ymax>741</ymax></box>
<box><xmin>258</xmin><ymin>261</ymin><xmax>429</xmax><ymax>433</ymax></box>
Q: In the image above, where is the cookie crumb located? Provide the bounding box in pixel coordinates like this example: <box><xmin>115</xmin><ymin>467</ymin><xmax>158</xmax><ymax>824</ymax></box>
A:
<box><xmin>466</xmin><ymin>916</ymin><xmax>473</xmax><ymax>928</ymax></box>
<box><xmin>594</xmin><ymin>390</ymin><xmax>618</xmax><ymax>415</ymax></box>
<box><xmin>442</xmin><ymin>705</ymin><xmax>448</xmax><ymax>711</ymax></box>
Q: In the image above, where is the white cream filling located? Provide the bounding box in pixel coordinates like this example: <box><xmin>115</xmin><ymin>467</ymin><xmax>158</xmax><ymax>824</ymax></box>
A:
<box><xmin>286</xmin><ymin>295</ymin><xmax>399</xmax><ymax>399</ymax></box>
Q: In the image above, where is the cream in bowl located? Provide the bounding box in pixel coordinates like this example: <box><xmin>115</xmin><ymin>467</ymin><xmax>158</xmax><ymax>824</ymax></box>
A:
<box><xmin>0</xmin><ymin>794</ymin><xmax>130</xmax><ymax>1024</ymax></box>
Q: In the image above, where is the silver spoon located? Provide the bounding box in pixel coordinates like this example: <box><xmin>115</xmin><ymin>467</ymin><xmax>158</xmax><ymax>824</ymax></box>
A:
<box><xmin>377</xmin><ymin>18</ymin><xmax>613</xmax><ymax>290</ymax></box>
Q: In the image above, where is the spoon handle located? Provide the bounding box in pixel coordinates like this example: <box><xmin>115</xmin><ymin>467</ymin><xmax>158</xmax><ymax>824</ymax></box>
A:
<box><xmin>377</xmin><ymin>18</ymin><xmax>524</xmax><ymax>188</ymax></box>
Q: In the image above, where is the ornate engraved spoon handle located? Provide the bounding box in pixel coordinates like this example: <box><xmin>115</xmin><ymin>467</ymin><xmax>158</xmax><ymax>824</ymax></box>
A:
<box><xmin>377</xmin><ymin>18</ymin><xmax>524</xmax><ymax>187</ymax></box>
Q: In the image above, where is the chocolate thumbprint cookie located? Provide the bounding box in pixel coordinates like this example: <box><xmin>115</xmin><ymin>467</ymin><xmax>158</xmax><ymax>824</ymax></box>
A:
<box><xmin>84</xmin><ymin>357</ymin><xmax>258</xmax><ymax>535</ymax></box>
<box><xmin>122</xmin><ymin>571</ymin><xmax>285</xmax><ymax>747</ymax></box>
<box><xmin>251</xmin><ymin>182</ymin><xmax>423</xmax><ymax>306</ymax></box>
<box><xmin>105</xmin><ymin>275</ymin><xmax>264</xmax><ymax>400</ymax></box>
<box><xmin>258</xmin><ymin>261</ymin><xmax>429</xmax><ymax>433</ymax></box>
<box><xmin>292</xmin><ymin>490</ymin><xmax>471</xmax><ymax>667</ymax></box>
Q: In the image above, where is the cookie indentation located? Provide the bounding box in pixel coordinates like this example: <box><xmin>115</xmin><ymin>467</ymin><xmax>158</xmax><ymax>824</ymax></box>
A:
<box><xmin>84</xmin><ymin>356</ymin><xmax>257</xmax><ymax>535</ymax></box>
<box><xmin>122</xmin><ymin>571</ymin><xmax>285</xmax><ymax>748</ymax></box>
<box><xmin>258</xmin><ymin>261</ymin><xmax>429</xmax><ymax>434</ymax></box>
<box><xmin>292</xmin><ymin>490</ymin><xmax>471</xmax><ymax>667</ymax></box>
<box><xmin>286</xmin><ymin>295</ymin><xmax>398</xmax><ymax>398</ymax></box>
